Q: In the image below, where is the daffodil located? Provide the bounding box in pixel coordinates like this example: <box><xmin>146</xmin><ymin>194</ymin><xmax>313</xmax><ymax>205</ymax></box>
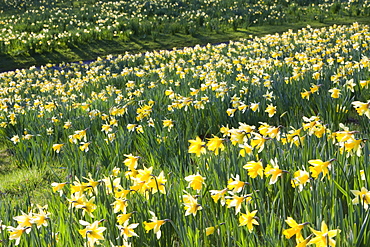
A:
<box><xmin>185</xmin><ymin>172</ymin><xmax>206</xmax><ymax>191</ymax></box>
<box><xmin>291</xmin><ymin>170</ymin><xmax>310</xmax><ymax>192</ymax></box>
<box><xmin>227</xmin><ymin>174</ymin><xmax>247</xmax><ymax>193</ymax></box>
<box><xmin>76</xmin><ymin>196</ymin><xmax>97</xmax><ymax>218</ymax></box>
<box><xmin>10</xmin><ymin>135</ymin><xmax>20</xmax><ymax>144</ymax></box>
<box><xmin>63</xmin><ymin>121</ymin><xmax>72</xmax><ymax>129</ymax></box>
<box><xmin>282</xmin><ymin>217</ymin><xmax>309</xmax><ymax>243</ymax></box>
<box><xmin>117</xmin><ymin>212</ymin><xmax>135</xmax><ymax>225</ymax></box>
<box><xmin>206</xmin><ymin>135</ymin><xmax>225</xmax><ymax>155</ymax></box>
<box><xmin>143</xmin><ymin>211</ymin><xmax>169</xmax><ymax>239</ymax></box>
<box><xmin>352</xmin><ymin>100</ymin><xmax>370</xmax><ymax>118</ymax></box>
<box><xmin>243</xmin><ymin>160</ymin><xmax>264</xmax><ymax>178</ymax></box>
<box><xmin>250</xmin><ymin>133</ymin><xmax>268</xmax><ymax>153</ymax></box>
<box><xmin>239</xmin><ymin>142</ymin><xmax>253</xmax><ymax>157</ymax></box>
<box><xmin>162</xmin><ymin>119</ymin><xmax>174</xmax><ymax>131</ymax></box>
<box><xmin>147</xmin><ymin>171</ymin><xmax>167</xmax><ymax>194</ymax></box>
<box><xmin>301</xmin><ymin>90</ymin><xmax>312</xmax><ymax>100</ymax></box>
<box><xmin>52</xmin><ymin>143</ymin><xmax>64</xmax><ymax>153</ymax></box>
<box><xmin>205</xmin><ymin>223</ymin><xmax>224</xmax><ymax>236</ymax></box>
<box><xmin>102</xmin><ymin>176</ymin><xmax>123</xmax><ymax>195</ymax></box>
<box><xmin>31</xmin><ymin>205</ymin><xmax>51</xmax><ymax>228</ymax></box>
<box><xmin>79</xmin><ymin>142</ymin><xmax>91</xmax><ymax>152</ymax></box>
<box><xmin>13</xmin><ymin>211</ymin><xmax>33</xmax><ymax>228</ymax></box>
<box><xmin>264</xmin><ymin>158</ymin><xmax>285</xmax><ymax>184</ymax></box>
<box><xmin>67</xmin><ymin>192</ymin><xmax>85</xmax><ymax>209</ymax></box>
<box><xmin>265</xmin><ymin>104</ymin><xmax>277</xmax><ymax>117</ymax></box>
<box><xmin>79</xmin><ymin>220</ymin><xmax>106</xmax><ymax>247</ymax></box>
<box><xmin>188</xmin><ymin>136</ymin><xmax>206</xmax><ymax>157</ymax></box>
<box><xmin>206</xmin><ymin>226</ymin><xmax>217</xmax><ymax>236</ymax></box>
<box><xmin>351</xmin><ymin>187</ymin><xmax>370</xmax><ymax>210</ymax></box>
<box><xmin>117</xmin><ymin>221</ymin><xmax>139</xmax><ymax>241</ymax></box>
<box><xmin>82</xmin><ymin>173</ymin><xmax>101</xmax><ymax>196</ymax></box>
<box><xmin>7</xmin><ymin>226</ymin><xmax>31</xmax><ymax>246</ymax></box>
<box><xmin>183</xmin><ymin>192</ymin><xmax>202</xmax><ymax>216</ymax></box>
<box><xmin>239</xmin><ymin>209</ymin><xmax>258</xmax><ymax>232</ymax></box>
<box><xmin>226</xmin><ymin>193</ymin><xmax>252</xmax><ymax>214</ymax></box>
<box><xmin>339</xmin><ymin>138</ymin><xmax>364</xmax><ymax>157</ymax></box>
<box><xmin>308</xmin><ymin>221</ymin><xmax>340</xmax><ymax>247</ymax></box>
<box><xmin>308</xmin><ymin>158</ymin><xmax>335</xmax><ymax>180</ymax></box>
<box><xmin>250</xmin><ymin>102</ymin><xmax>259</xmax><ymax>112</ymax></box>
<box><xmin>209</xmin><ymin>188</ymin><xmax>228</xmax><ymax>205</ymax></box>
<box><xmin>328</xmin><ymin>88</ymin><xmax>341</xmax><ymax>98</ymax></box>
<box><xmin>111</xmin><ymin>198</ymin><xmax>129</xmax><ymax>214</ymax></box>
<box><xmin>51</xmin><ymin>182</ymin><xmax>68</xmax><ymax>196</ymax></box>
<box><xmin>123</xmin><ymin>154</ymin><xmax>140</xmax><ymax>171</ymax></box>
<box><xmin>70</xmin><ymin>177</ymin><xmax>89</xmax><ymax>194</ymax></box>
<box><xmin>112</xmin><ymin>167</ymin><xmax>121</xmax><ymax>177</ymax></box>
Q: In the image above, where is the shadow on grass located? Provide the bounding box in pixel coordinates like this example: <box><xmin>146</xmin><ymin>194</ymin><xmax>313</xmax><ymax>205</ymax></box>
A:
<box><xmin>1</xmin><ymin>17</ymin><xmax>370</xmax><ymax>73</ymax></box>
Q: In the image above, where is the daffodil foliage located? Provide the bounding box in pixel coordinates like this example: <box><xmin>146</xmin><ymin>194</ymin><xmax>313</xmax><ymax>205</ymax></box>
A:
<box><xmin>0</xmin><ymin>23</ymin><xmax>369</xmax><ymax>246</ymax></box>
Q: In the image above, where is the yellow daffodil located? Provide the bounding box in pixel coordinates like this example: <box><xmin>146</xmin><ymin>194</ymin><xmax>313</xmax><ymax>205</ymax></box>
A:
<box><xmin>31</xmin><ymin>205</ymin><xmax>51</xmax><ymax>228</ymax></box>
<box><xmin>143</xmin><ymin>211</ymin><xmax>169</xmax><ymax>239</ymax></box>
<box><xmin>265</xmin><ymin>104</ymin><xmax>277</xmax><ymax>117</ymax></box>
<box><xmin>291</xmin><ymin>170</ymin><xmax>310</xmax><ymax>191</ymax></box>
<box><xmin>79</xmin><ymin>220</ymin><xmax>106</xmax><ymax>247</ymax></box>
<box><xmin>76</xmin><ymin>196</ymin><xmax>97</xmax><ymax>218</ymax></box>
<box><xmin>13</xmin><ymin>211</ymin><xmax>33</xmax><ymax>228</ymax></box>
<box><xmin>206</xmin><ymin>226</ymin><xmax>216</xmax><ymax>236</ymax></box>
<box><xmin>7</xmin><ymin>226</ymin><xmax>31</xmax><ymax>246</ymax></box>
<box><xmin>185</xmin><ymin>172</ymin><xmax>206</xmax><ymax>191</ymax></box>
<box><xmin>301</xmin><ymin>90</ymin><xmax>312</xmax><ymax>100</ymax></box>
<box><xmin>63</xmin><ymin>121</ymin><xmax>72</xmax><ymax>129</ymax></box>
<box><xmin>227</xmin><ymin>174</ymin><xmax>247</xmax><ymax>193</ymax></box>
<box><xmin>282</xmin><ymin>217</ymin><xmax>309</xmax><ymax>243</ymax></box>
<box><xmin>183</xmin><ymin>192</ymin><xmax>202</xmax><ymax>216</ymax></box>
<box><xmin>209</xmin><ymin>188</ymin><xmax>228</xmax><ymax>206</ymax></box>
<box><xmin>226</xmin><ymin>193</ymin><xmax>252</xmax><ymax>214</ymax></box>
<box><xmin>117</xmin><ymin>212</ymin><xmax>135</xmax><ymax>225</ymax></box>
<box><xmin>250</xmin><ymin>102</ymin><xmax>259</xmax><ymax>112</ymax></box>
<box><xmin>250</xmin><ymin>133</ymin><xmax>268</xmax><ymax>153</ymax></box>
<box><xmin>351</xmin><ymin>187</ymin><xmax>370</xmax><ymax>210</ymax></box>
<box><xmin>243</xmin><ymin>160</ymin><xmax>264</xmax><ymax>178</ymax></box>
<box><xmin>51</xmin><ymin>182</ymin><xmax>68</xmax><ymax>196</ymax></box>
<box><xmin>264</xmin><ymin>158</ymin><xmax>286</xmax><ymax>184</ymax></box>
<box><xmin>10</xmin><ymin>135</ymin><xmax>20</xmax><ymax>144</ymax></box>
<box><xmin>112</xmin><ymin>167</ymin><xmax>121</xmax><ymax>177</ymax></box>
<box><xmin>238</xmin><ymin>209</ymin><xmax>259</xmax><ymax>232</ymax></box>
<box><xmin>111</xmin><ymin>198</ymin><xmax>129</xmax><ymax>214</ymax></box>
<box><xmin>308</xmin><ymin>158</ymin><xmax>335</xmax><ymax>180</ymax></box>
<box><xmin>188</xmin><ymin>136</ymin><xmax>206</xmax><ymax>157</ymax></box>
<box><xmin>147</xmin><ymin>171</ymin><xmax>167</xmax><ymax>194</ymax></box>
<box><xmin>123</xmin><ymin>154</ymin><xmax>140</xmax><ymax>171</ymax></box>
<box><xmin>52</xmin><ymin>143</ymin><xmax>64</xmax><ymax>153</ymax></box>
<box><xmin>82</xmin><ymin>173</ymin><xmax>101</xmax><ymax>196</ymax></box>
<box><xmin>206</xmin><ymin>135</ymin><xmax>225</xmax><ymax>155</ymax></box>
<box><xmin>328</xmin><ymin>88</ymin><xmax>341</xmax><ymax>98</ymax></box>
<box><xmin>67</xmin><ymin>192</ymin><xmax>85</xmax><ymax>209</ymax></box>
<box><xmin>117</xmin><ymin>221</ymin><xmax>139</xmax><ymax>241</ymax></box>
<box><xmin>308</xmin><ymin>221</ymin><xmax>340</xmax><ymax>247</ymax></box>
<box><xmin>352</xmin><ymin>100</ymin><xmax>370</xmax><ymax>118</ymax></box>
<box><xmin>162</xmin><ymin>119</ymin><xmax>174</xmax><ymax>131</ymax></box>
<box><xmin>205</xmin><ymin>223</ymin><xmax>224</xmax><ymax>236</ymax></box>
<box><xmin>79</xmin><ymin>142</ymin><xmax>91</xmax><ymax>152</ymax></box>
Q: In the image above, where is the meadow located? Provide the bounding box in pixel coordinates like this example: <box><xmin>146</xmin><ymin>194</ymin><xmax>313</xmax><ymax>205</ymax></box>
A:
<box><xmin>1</xmin><ymin>0</ymin><xmax>370</xmax><ymax>72</ymax></box>
<box><xmin>0</xmin><ymin>20</ymin><xmax>369</xmax><ymax>246</ymax></box>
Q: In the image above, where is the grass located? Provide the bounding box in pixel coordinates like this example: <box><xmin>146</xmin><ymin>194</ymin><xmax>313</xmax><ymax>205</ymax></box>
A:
<box><xmin>0</xmin><ymin>147</ymin><xmax>66</xmax><ymax>206</ymax></box>
<box><xmin>1</xmin><ymin>17</ymin><xmax>370</xmax><ymax>73</ymax></box>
